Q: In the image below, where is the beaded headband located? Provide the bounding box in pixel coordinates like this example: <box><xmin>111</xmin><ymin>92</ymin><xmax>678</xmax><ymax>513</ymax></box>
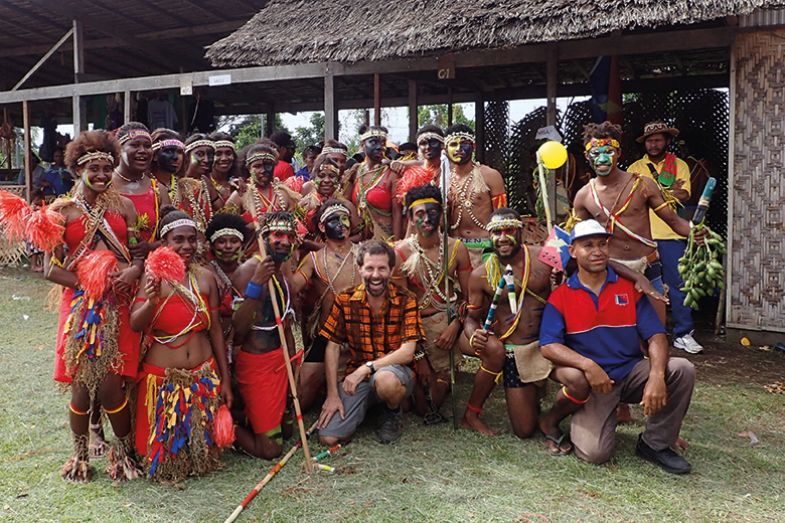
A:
<box><xmin>359</xmin><ymin>129</ymin><xmax>387</xmax><ymax>142</ymax></box>
<box><xmin>260</xmin><ymin>218</ymin><xmax>296</xmax><ymax>235</ymax></box>
<box><xmin>209</xmin><ymin>227</ymin><xmax>244</xmax><ymax>243</ymax></box>
<box><xmin>417</xmin><ymin>132</ymin><xmax>445</xmax><ymax>144</ymax></box>
<box><xmin>160</xmin><ymin>218</ymin><xmax>197</xmax><ymax>237</ymax></box>
<box><xmin>445</xmin><ymin>132</ymin><xmax>475</xmax><ymax>145</ymax></box>
<box><xmin>151</xmin><ymin>139</ymin><xmax>185</xmax><ymax>152</ymax></box>
<box><xmin>319</xmin><ymin>203</ymin><xmax>350</xmax><ymax>223</ymax></box>
<box><xmin>76</xmin><ymin>151</ymin><xmax>115</xmax><ymax>166</ymax></box>
<box><xmin>584</xmin><ymin>138</ymin><xmax>620</xmax><ymax>151</ymax></box>
<box><xmin>408</xmin><ymin>197</ymin><xmax>440</xmax><ymax>209</ymax></box>
<box><xmin>486</xmin><ymin>217</ymin><xmax>523</xmax><ymax>232</ymax></box>
<box><xmin>321</xmin><ymin>146</ymin><xmax>348</xmax><ymax>157</ymax></box>
<box><xmin>213</xmin><ymin>140</ymin><xmax>236</xmax><ymax>151</ymax></box>
<box><xmin>185</xmin><ymin>139</ymin><xmax>215</xmax><ymax>154</ymax></box>
<box><xmin>246</xmin><ymin>152</ymin><xmax>277</xmax><ymax>167</ymax></box>
<box><xmin>318</xmin><ymin>164</ymin><xmax>341</xmax><ymax>177</ymax></box>
<box><xmin>118</xmin><ymin>129</ymin><xmax>151</xmax><ymax>145</ymax></box>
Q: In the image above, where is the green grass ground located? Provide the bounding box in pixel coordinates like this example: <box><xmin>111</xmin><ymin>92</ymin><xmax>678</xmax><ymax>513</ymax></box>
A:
<box><xmin>1</xmin><ymin>269</ymin><xmax>784</xmax><ymax>522</ymax></box>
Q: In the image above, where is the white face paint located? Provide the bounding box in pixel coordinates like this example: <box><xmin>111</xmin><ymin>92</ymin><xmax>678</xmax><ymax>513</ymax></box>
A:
<box><xmin>121</xmin><ymin>150</ymin><xmax>130</xmax><ymax>166</ymax></box>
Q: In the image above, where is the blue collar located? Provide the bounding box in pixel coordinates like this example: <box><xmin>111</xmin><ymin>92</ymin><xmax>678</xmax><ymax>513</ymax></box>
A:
<box><xmin>567</xmin><ymin>266</ymin><xmax>618</xmax><ymax>292</ymax></box>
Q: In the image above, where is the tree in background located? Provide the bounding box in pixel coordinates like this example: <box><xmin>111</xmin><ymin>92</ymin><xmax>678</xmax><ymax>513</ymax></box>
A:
<box><xmin>293</xmin><ymin>112</ymin><xmax>325</xmax><ymax>152</ymax></box>
<box><xmin>417</xmin><ymin>104</ymin><xmax>475</xmax><ymax>130</ymax></box>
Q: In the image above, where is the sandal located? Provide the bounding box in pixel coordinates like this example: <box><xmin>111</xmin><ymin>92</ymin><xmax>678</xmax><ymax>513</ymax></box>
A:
<box><xmin>544</xmin><ymin>433</ymin><xmax>573</xmax><ymax>456</ymax></box>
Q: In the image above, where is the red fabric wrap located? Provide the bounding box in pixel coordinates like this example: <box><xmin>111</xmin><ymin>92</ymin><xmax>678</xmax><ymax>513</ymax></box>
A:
<box><xmin>235</xmin><ymin>349</ymin><xmax>288</xmax><ymax>435</ymax></box>
<box><xmin>53</xmin><ymin>288</ymin><xmax>141</xmax><ymax>384</ymax></box>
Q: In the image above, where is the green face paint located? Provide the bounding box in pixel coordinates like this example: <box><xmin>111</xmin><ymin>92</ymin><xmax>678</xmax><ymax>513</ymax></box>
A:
<box><xmin>587</xmin><ymin>145</ymin><xmax>617</xmax><ymax>177</ymax></box>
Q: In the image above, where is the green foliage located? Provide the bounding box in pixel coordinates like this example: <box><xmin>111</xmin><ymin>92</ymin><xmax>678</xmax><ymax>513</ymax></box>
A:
<box><xmin>223</xmin><ymin>114</ymin><xmax>289</xmax><ymax>150</ymax></box>
<box><xmin>417</xmin><ymin>104</ymin><xmax>475</xmax><ymax>130</ymax></box>
<box><xmin>293</xmin><ymin>112</ymin><xmax>325</xmax><ymax>152</ymax></box>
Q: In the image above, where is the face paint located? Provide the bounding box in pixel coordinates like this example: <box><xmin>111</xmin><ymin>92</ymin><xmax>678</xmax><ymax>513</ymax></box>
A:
<box><xmin>363</xmin><ymin>137</ymin><xmax>384</xmax><ymax>163</ymax></box>
<box><xmin>446</xmin><ymin>139</ymin><xmax>474</xmax><ymax>164</ymax></box>
<box><xmin>265</xmin><ymin>230</ymin><xmax>295</xmax><ymax>263</ymax></box>
<box><xmin>121</xmin><ymin>150</ymin><xmax>130</xmax><ymax>166</ymax></box>
<box><xmin>157</xmin><ymin>147</ymin><xmax>183</xmax><ymax>173</ymax></box>
<box><xmin>586</xmin><ymin>145</ymin><xmax>618</xmax><ymax>177</ymax></box>
<box><xmin>324</xmin><ymin>213</ymin><xmax>350</xmax><ymax>240</ymax></box>
<box><xmin>250</xmin><ymin>160</ymin><xmax>275</xmax><ymax>186</ymax></box>
<box><xmin>316</xmin><ymin>167</ymin><xmax>340</xmax><ymax>196</ymax></box>
<box><xmin>491</xmin><ymin>227</ymin><xmax>522</xmax><ymax>257</ymax></box>
<box><xmin>418</xmin><ymin>138</ymin><xmax>443</xmax><ymax>160</ymax></box>
<box><xmin>412</xmin><ymin>202</ymin><xmax>441</xmax><ymax>236</ymax></box>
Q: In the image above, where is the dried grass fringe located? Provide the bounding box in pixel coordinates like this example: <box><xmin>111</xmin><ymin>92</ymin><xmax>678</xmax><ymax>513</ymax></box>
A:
<box><xmin>63</xmin><ymin>303</ymin><xmax>122</xmax><ymax>400</ymax></box>
<box><xmin>147</xmin><ymin>364</ymin><xmax>222</xmax><ymax>483</ymax></box>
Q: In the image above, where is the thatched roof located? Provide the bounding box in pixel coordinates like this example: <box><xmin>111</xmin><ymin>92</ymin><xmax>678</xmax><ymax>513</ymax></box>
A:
<box><xmin>206</xmin><ymin>0</ymin><xmax>784</xmax><ymax>67</ymax></box>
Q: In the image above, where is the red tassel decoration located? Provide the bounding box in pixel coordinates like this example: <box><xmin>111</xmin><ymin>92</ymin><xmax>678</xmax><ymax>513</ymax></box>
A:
<box><xmin>213</xmin><ymin>404</ymin><xmax>235</xmax><ymax>448</ymax></box>
<box><xmin>25</xmin><ymin>205</ymin><xmax>65</xmax><ymax>252</ymax></box>
<box><xmin>0</xmin><ymin>190</ymin><xmax>32</xmax><ymax>242</ymax></box>
<box><xmin>145</xmin><ymin>245</ymin><xmax>185</xmax><ymax>282</ymax></box>
<box><xmin>77</xmin><ymin>250</ymin><xmax>118</xmax><ymax>299</ymax></box>
<box><xmin>395</xmin><ymin>165</ymin><xmax>436</xmax><ymax>203</ymax></box>
<box><xmin>283</xmin><ymin>176</ymin><xmax>304</xmax><ymax>194</ymax></box>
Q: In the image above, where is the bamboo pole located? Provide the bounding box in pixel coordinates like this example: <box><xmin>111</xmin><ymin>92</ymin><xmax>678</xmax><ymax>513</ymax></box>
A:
<box><xmin>254</xmin><ymin>232</ymin><xmax>313</xmax><ymax>472</ymax></box>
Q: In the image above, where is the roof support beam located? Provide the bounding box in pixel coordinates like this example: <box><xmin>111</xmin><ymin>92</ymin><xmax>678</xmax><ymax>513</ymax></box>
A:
<box><xmin>324</xmin><ymin>70</ymin><xmax>337</xmax><ymax>140</ymax></box>
<box><xmin>73</xmin><ymin>20</ymin><xmax>85</xmax><ymax>83</ymax></box>
<box><xmin>407</xmin><ymin>79</ymin><xmax>418</xmax><ymax>142</ymax></box>
<box><xmin>11</xmin><ymin>27</ymin><xmax>74</xmax><ymax>91</ymax></box>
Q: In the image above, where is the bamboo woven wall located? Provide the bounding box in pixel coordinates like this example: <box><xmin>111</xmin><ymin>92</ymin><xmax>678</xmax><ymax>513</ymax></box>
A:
<box><xmin>730</xmin><ymin>29</ymin><xmax>785</xmax><ymax>332</ymax></box>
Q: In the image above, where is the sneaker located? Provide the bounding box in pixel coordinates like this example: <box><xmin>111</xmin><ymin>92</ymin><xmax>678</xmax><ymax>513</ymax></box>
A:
<box><xmin>635</xmin><ymin>434</ymin><xmax>691</xmax><ymax>474</ymax></box>
<box><xmin>375</xmin><ymin>407</ymin><xmax>403</xmax><ymax>444</ymax></box>
<box><xmin>673</xmin><ymin>332</ymin><xmax>703</xmax><ymax>354</ymax></box>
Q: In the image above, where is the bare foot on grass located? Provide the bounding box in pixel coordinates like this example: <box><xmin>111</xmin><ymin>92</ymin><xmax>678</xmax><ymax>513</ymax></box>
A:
<box><xmin>461</xmin><ymin>411</ymin><xmax>500</xmax><ymax>436</ymax></box>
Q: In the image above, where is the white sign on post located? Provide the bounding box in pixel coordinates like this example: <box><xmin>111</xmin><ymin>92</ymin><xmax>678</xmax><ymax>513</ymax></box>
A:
<box><xmin>180</xmin><ymin>77</ymin><xmax>193</xmax><ymax>96</ymax></box>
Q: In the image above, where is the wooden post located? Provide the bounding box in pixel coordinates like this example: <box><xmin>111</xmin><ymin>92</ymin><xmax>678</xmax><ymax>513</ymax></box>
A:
<box><xmin>2</xmin><ymin>108</ymin><xmax>9</xmax><ymax>170</ymax></box>
<box><xmin>265</xmin><ymin>108</ymin><xmax>275</xmax><ymax>136</ymax></box>
<box><xmin>447</xmin><ymin>87</ymin><xmax>454</xmax><ymax>127</ymax></box>
<box><xmin>123</xmin><ymin>90</ymin><xmax>131</xmax><ymax>124</ymax></box>
<box><xmin>546</xmin><ymin>46</ymin><xmax>558</xmax><ymax>221</ymax></box>
<box><xmin>373</xmin><ymin>73</ymin><xmax>381</xmax><ymax>126</ymax></box>
<box><xmin>475</xmin><ymin>93</ymin><xmax>485</xmax><ymax>164</ymax></box>
<box><xmin>324</xmin><ymin>70</ymin><xmax>336</xmax><ymax>140</ymax></box>
<box><xmin>408</xmin><ymin>79</ymin><xmax>418</xmax><ymax>142</ymax></box>
<box><xmin>72</xmin><ymin>94</ymin><xmax>81</xmax><ymax>136</ymax></box>
<box><xmin>73</xmin><ymin>19</ymin><xmax>85</xmax><ymax>135</ymax></box>
<box><xmin>73</xmin><ymin>20</ymin><xmax>84</xmax><ymax>83</ymax></box>
<box><xmin>22</xmin><ymin>100</ymin><xmax>31</xmax><ymax>202</ymax></box>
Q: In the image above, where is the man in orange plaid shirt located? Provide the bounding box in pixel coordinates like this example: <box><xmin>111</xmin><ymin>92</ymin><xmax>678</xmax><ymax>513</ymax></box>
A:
<box><xmin>317</xmin><ymin>240</ymin><xmax>424</xmax><ymax>444</ymax></box>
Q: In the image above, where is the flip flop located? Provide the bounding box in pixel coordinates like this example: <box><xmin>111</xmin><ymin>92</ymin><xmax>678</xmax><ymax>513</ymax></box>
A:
<box><xmin>544</xmin><ymin>433</ymin><xmax>573</xmax><ymax>456</ymax></box>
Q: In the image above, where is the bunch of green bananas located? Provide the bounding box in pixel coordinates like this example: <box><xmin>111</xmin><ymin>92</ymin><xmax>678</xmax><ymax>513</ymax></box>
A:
<box><xmin>677</xmin><ymin>223</ymin><xmax>725</xmax><ymax>310</ymax></box>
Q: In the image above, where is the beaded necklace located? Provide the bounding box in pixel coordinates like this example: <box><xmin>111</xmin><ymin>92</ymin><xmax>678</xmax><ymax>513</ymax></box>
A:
<box><xmin>356</xmin><ymin>163</ymin><xmax>388</xmax><ymax>215</ymax></box>
<box><xmin>449</xmin><ymin>163</ymin><xmax>487</xmax><ymax>230</ymax></box>
<box><xmin>408</xmin><ymin>235</ymin><xmax>452</xmax><ymax>310</ymax></box>
<box><xmin>321</xmin><ymin>243</ymin><xmax>357</xmax><ymax>296</ymax></box>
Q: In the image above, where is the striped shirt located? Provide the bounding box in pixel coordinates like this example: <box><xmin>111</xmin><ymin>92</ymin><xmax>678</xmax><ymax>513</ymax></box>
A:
<box><xmin>320</xmin><ymin>282</ymin><xmax>423</xmax><ymax>374</ymax></box>
<box><xmin>539</xmin><ymin>267</ymin><xmax>665</xmax><ymax>382</ymax></box>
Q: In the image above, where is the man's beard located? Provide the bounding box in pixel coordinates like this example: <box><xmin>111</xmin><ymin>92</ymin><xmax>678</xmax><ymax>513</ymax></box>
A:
<box><xmin>363</xmin><ymin>276</ymin><xmax>388</xmax><ymax>297</ymax></box>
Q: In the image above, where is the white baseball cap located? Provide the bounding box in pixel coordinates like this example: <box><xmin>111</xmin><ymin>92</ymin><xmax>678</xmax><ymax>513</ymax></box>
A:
<box><xmin>570</xmin><ymin>219</ymin><xmax>612</xmax><ymax>243</ymax></box>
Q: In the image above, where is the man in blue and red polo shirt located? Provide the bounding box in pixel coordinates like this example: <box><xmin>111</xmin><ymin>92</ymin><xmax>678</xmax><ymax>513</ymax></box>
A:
<box><xmin>540</xmin><ymin>219</ymin><xmax>695</xmax><ymax>474</ymax></box>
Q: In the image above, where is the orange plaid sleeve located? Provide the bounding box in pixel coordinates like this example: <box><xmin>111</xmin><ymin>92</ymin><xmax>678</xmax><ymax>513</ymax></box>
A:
<box><xmin>400</xmin><ymin>294</ymin><xmax>424</xmax><ymax>344</ymax></box>
<box><xmin>319</xmin><ymin>294</ymin><xmax>347</xmax><ymax>344</ymax></box>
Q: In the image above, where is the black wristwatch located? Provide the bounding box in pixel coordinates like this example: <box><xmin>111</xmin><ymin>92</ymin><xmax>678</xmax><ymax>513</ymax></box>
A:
<box><xmin>365</xmin><ymin>361</ymin><xmax>376</xmax><ymax>374</ymax></box>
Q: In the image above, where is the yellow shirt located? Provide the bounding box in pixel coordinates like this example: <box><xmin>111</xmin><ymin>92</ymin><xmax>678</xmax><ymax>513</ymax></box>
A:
<box><xmin>628</xmin><ymin>154</ymin><xmax>691</xmax><ymax>240</ymax></box>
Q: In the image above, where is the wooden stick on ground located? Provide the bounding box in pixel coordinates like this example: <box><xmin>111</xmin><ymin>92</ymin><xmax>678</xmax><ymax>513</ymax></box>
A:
<box><xmin>224</xmin><ymin>421</ymin><xmax>318</xmax><ymax>523</ymax></box>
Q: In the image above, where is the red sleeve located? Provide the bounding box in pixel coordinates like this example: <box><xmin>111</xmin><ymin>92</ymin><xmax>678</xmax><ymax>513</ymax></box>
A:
<box><xmin>274</xmin><ymin>162</ymin><xmax>295</xmax><ymax>182</ymax></box>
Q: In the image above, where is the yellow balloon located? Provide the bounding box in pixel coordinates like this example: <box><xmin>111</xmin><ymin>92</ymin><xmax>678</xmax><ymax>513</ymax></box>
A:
<box><xmin>538</xmin><ymin>141</ymin><xmax>568</xmax><ymax>170</ymax></box>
